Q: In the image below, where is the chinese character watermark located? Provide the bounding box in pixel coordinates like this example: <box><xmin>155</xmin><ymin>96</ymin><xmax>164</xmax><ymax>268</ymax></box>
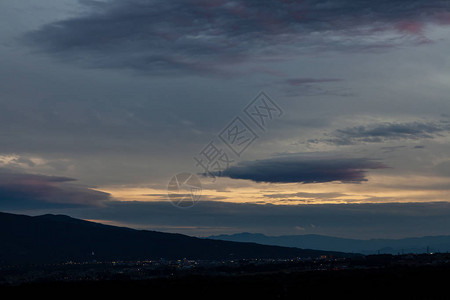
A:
<box><xmin>194</xmin><ymin>141</ymin><xmax>234</xmax><ymax>181</ymax></box>
<box><xmin>219</xmin><ymin>117</ymin><xmax>258</xmax><ymax>157</ymax></box>
<box><xmin>168</xmin><ymin>91</ymin><xmax>283</xmax><ymax>208</ymax></box>
<box><xmin>244</xmin><ymin>91</ymin><xmax>283</xmax><ymax>131</ymax></box>
<box><xmin>167</xmin><ymin>172</ymin><xmax>202</xmax><ymax>209</ymax></box>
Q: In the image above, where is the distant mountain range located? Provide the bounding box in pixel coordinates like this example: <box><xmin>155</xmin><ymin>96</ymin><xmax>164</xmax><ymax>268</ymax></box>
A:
<box><xmin>0</xmin><ymin>212</ymin><xmax>354</xmax><ymax>265</ymax></box>
<box><xmin>208</xmin><ymin>233</ymin><xmax>450</xmax><ymax>255</ymax></box>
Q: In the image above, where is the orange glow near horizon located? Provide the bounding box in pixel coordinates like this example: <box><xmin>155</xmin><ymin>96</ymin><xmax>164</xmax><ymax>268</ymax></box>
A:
<box><xmin>97</xmin><ymin>173</ymin><xmax>450</xmax><ymax>205</ymax></box>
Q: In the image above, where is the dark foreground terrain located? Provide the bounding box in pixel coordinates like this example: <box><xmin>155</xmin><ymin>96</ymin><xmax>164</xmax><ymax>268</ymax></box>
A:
<box><xmin>2</xmin><ymin>254</ymin><xmax>449</xmax><ymax>299</ymax></box>
<box><xmin>1</xmin><ymin>211</ymin><xmax>448</xmax><ymax>298</ymax></box>
<box><xmin>2</xmin><ymin>265</ymin><xmax>449</xmax><ymax>299</ymax></box>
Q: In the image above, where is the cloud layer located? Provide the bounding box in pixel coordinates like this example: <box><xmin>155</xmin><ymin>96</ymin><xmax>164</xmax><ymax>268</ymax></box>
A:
<box><xmin>39</xmin><ymin>200</ymin><xmax>450</xmax><ymax>238</ymax></box>
<box><xmin>213</xmin><ymin>156</ymin><xmax>386</xmax><ymax>183</ymax></box>
<box><xmin>24</xmin><ymin>0</ymin><xmax>450</xmax><ymax>75</ymax></box>
<box><xmin>0</xmin><ymin>168</ymin><xmax>111</xmax><ymax>209</ymax></box>
<box><xmin>308</xmin><ymin>121</ymin><xmax>450</xmax><ymax>145</ymax></box>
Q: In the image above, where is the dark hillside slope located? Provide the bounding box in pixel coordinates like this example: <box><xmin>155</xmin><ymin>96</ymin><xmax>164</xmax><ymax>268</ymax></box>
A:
<box><xmin>0</xmin><ymin>212</ymin><xmax>353</xmax><ymax>264</ymax></box>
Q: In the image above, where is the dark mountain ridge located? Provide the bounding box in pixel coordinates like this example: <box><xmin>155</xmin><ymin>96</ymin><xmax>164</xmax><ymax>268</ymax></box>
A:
<box><xmin>0</xmin><ymin>212</ymin><xmax>353</xmax><ymax>265</ymax></box>
<box><xmin>208</xmin><ymin>232</ymin><xmax>450</xmax><ymax>255</ymax></box>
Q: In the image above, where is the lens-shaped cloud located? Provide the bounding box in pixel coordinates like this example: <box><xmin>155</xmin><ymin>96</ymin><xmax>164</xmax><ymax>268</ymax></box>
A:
<box><xmin>212</xmin><ymin>156</ymin><xmax>386</xmax><ymax>183</ymax></box>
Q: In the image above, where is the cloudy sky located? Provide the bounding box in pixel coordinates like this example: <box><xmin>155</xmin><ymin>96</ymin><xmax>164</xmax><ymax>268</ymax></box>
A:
<box><xmin>1</xmin><ymin>0</ymin><xmax>450</xmax><ymax>239</ymax></box>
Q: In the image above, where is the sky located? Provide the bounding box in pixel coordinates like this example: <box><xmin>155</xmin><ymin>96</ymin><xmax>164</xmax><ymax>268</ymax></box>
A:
<box><xmin>1</xmin><ymin>0</ymin><xmax>450</xmax><ymax>239</ymax></box>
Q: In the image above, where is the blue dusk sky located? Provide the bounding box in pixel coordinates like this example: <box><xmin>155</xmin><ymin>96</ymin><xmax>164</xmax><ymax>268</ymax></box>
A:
<box><xmin>1</xmin><ymin>0</ymin><xmax>450</xmax><ymax>238</ymax></box>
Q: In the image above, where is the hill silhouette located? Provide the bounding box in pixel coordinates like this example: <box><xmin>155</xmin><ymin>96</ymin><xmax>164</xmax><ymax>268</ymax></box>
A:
<box><xmin>208</xmin><ymin>232</ymin><xmax>450</xmax><ymax>254</ymax></box>
<box><xmin>0</xmin><ymin>212</ymin><xmax>353</xmax><ymax>265</ymax></box>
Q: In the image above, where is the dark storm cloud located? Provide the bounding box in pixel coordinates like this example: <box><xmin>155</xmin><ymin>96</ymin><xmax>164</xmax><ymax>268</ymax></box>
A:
<box><xmin>309</xmin><ymin>121</ymin><xmax>450</xmax><ymax>145</ymax></box>
<box><xmin>24</xmin><ymin>0</ymin><xmax>450</xmax><ymax>75</ymax></box>
<box><xmin>212</xmin><ymin>156</ymin><xmax>386</xmax><ymax>183</ymax></box>
<box><xmin>0</xmin><ymin>168</ymin><xmax>111</xmax><ymax>209</ymax></box>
